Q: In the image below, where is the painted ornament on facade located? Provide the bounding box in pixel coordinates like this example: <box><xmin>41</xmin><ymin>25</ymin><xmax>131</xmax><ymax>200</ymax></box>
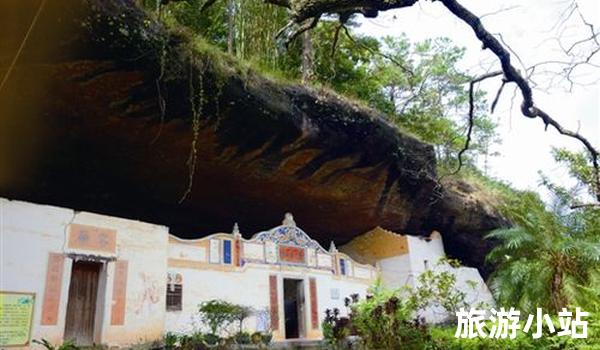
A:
<box><xmin>253</xmin><ymin>226</ymin><xmax>322</xmax><ymax>251</ymax></box>
<box><xmin>278</xmin><ymin>245</ymin><xmax>305</xmax><ymax>264</ymax></box>
<box><xmin>134</xmin><ymin>272</ymin><xmax>160</xmax><ymax>316</ymax></box>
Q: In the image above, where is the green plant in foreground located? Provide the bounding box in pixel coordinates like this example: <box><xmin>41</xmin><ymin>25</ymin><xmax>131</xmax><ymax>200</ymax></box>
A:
<box><xmin>32</xmin><ymin>339</ymin><xmax>79</xmax><ymax>350</ymax></box>
<box><xmin>198</xmin><ymin>299</ymin><xmax>238</xmax><ymax>335</ymax></box>
<box><xmin>163</xmin><ymin>332</ymin><xmax>178</xmax><ymax>350</ymax></box>
<box><xmin>486</xmin><ymin>191</ymin><xmax>600</xmax><ymax>314</ymax></box>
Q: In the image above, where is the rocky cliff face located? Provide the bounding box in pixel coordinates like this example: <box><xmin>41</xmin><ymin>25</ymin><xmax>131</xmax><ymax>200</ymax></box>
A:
<box><xmin>0</xmin><ymin>0</ymin><xmax>507</xmax><ymax>274</ymax></box>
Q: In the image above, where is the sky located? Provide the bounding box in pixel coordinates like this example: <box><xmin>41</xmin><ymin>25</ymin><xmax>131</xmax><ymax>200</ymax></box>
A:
<box><xmin>356</xmin><ymin>0</ymin><xmax>600</xmax><ymax>197</ymax></box>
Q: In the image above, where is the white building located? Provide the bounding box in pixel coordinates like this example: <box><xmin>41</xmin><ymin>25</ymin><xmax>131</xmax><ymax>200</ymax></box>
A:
<box><xmin>0</xmin><ymin>198</ymin><xmax>493</xmax><ymax>348</ymax></box>
<box><xmin>339</xmin><ymin>226</ymin><xmax>495</xmax><ymax>323</ymax></box>
<box><xmin>0</xmin><ymin>198</ymin><xmax>375</xmax><ymax>348</ymax></box>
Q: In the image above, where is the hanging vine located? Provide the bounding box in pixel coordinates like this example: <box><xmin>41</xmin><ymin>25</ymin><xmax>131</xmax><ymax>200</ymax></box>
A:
<box><xmin>150</xmin><ymin>0</ymin><xmax>168</xmax><ymax>144</ymax></box>
<box><xmin>179</xmin><ymin>50</ymin><xmax>204</xmax><ymax>203</ymax></box>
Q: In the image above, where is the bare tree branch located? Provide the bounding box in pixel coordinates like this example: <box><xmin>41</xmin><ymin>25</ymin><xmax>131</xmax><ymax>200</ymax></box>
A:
<box><xmin>439</xmin><ymin>0</ymin><xmax>600</xmax><ymax>201</ymax></box>
<box><xmin>479</xmin><ymin>5</ymin><xmax>520</xmax><ymax>20</ymax></box>
<box><xmin>450</xmin><ymin>71</ymin><xmax>503</xmax><ymax>175</ymax></box>
<box><xmin>342</xmin><ymin>26</ymin><xmax>414</xmax><ymax>76</ymax></box>
<box><xmin>490</xmin><ymin>79</ymin><xmax>506</xmax><ymax>114</ymax></box>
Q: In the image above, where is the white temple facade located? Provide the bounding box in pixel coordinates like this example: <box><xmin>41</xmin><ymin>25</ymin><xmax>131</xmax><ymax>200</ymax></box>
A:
<box><xmin>1</xmin><ymin>198</ymin><xmax>493</xmax><ymax>348</ymax></box>
<box><xmin>0</xmin><ymin>198</ymin><xmax>375</xmax><ymax>348</ymax></box>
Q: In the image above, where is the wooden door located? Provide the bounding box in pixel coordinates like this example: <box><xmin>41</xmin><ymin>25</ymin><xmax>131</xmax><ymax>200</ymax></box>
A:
<box><xmin>283</xmin><ymin>279</ymin><xmax>299</xmax><ymax>339</ymax></box>
<box><xmin>64</xmin><ymin>261</ymin><xmax>101</xmax><ymax>345</ymax></box>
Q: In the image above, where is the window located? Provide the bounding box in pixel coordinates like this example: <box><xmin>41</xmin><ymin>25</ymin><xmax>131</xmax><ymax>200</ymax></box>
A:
<box><xmin>166</xmin><ymin>273</ymin><xmax>183</xmax><ymax>311</ymax></box>
<box><xmin>166</xmin><ymin>283</ymin><xmax>182</xmax><ymax>311</ymax></box>
<box><xmin>339</xmin><ymin>258</ymin><xmax>346</xmax><ymax>275</ymax></box>
<box><xmin>223</xmin><ymin>240</ymin><xmax>232</xmax><ymax>264</ymax></box>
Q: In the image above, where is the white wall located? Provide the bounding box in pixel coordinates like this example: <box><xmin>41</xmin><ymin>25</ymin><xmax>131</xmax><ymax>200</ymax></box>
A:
<box><xmin>455</xmin><ymin>266</ymin><xmax>495</xmax><ymax>309</ymax></box>
<box><xmin>377</xmin><ymin>254</ymin><xmax>414</xmax><ymax>289</ymax></box>
<box><xmin>373</xmin><ymin>233</ymin><xmax>495</xmax><ymax>324</ymax></box>
<box><xmin>164</xmin><ymin>263</ymin><xmax>372</xmax><ymax>340</ymax></box>
<box><xmin>72</xmin><ymin>212</ymin><xmax>169</xmax><ymax>347</ymax></box>
<box><xmin>1</xmin><ymin>198</ymin><xmax>75</xmax><ymax>347</ymax></box>
<box><xmin>405</xmin><ymin>235</ymin><xmax>446</xmax><ymax>275</ymax></box>
<box><xmin>0</xmin><ymin>198</ymin><xmax>169</xmax><ymax>348</ymax></box>
<box><xmin>165</xmin><ymin>265</ymin><xmax>271</xmax><ymax>335</ymax></box>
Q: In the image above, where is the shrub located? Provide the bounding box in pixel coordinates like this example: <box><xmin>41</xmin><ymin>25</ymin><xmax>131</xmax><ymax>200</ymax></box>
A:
<box><xmin>232</xmin><ymin>331</ymin><xmax>251</xmax><ymax>344</ymax></box>
<box><xmin>406</xmin><ymin>257</ymin><xmax>471</xmax><ymax>322</ymax></box>
<box><xmin>350</xmin><ymin>293</ymin><xmax>431</xmax><ymax>349</ymax></box>
<box><xmin>198</xmin><ymin>299</ymin><xmax>253</xmax><ymax>338</ymax></box>
<box><xmin>163</xmin><ymin>332</ymin><xmax>178</xmax><ymax>350</ymax></box>
<box><xmin>261</xmin><ymin>332</ymin><xmax>273</xmax><ymax>345</ymax></box>
<box><xmin>322</xmin><ymin>308</ymin><xmax>350</xmax><ymax>349</ymax></box>
<box><xmin>249</xmin><ymin>331</ymin><xmax>272</xmax><ymax>346</ymax></box>
<box><xmin>202</xmin><ymin>333</ymin><xmax>220</xmax><ymax>346</ymax></box>
<box><xmin>250</xmin><ymin>331</ymin><xmax>263</xmax><ymax>345</ymax></box>
<box><xmin>198</xmin><ymin>299</ymin><xmax>238</xmax><ymax>335</ymax></box>
<box><xmin>321</xmin><ymin>284</ymin><xmax>433</xmax><ymax>349</ymax></box>
<box><xmin>428</xmin><ymin>322</ymin><xmax>600</xmax><ymax>350</ymax></box>
<box><xmin>32</xmin><ymin>339</ymin><xmax>79</xmax><ymax>350</ymax></box>
<box><xmin>179</xmin><ymin>332</ymin><xmax>207</xmax><ymax>350</ymax></box>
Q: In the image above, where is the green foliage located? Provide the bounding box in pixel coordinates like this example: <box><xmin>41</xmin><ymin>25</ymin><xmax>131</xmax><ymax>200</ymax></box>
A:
<box><xmin>202</xmin><ymin>333</ymin><xmax>220</xmax><ymax>346</ymax></box>
<box><xmin>313</xmin><ymin>27</ymin><xmax>500</xmax><ymax>168</ymax></box>
<box><xmin>147</xmin><ymin>2</ymin><xmax>500</xmax><ymax>171</ymax></box>
<box><xmin>164</xmin><ymin>332</ymin><xmax>179</xmax><ymax>350</ymax></box>
<box><xmin>321</xmin><ymin>267</ymin><xmax>481</xmax><ymax>348</ymax></box>
<box><xmin>32</xmin><ymin>339</ymin><xmax>79</xmax><ymax>350</ymax></box>
<box><xmin>322</xmin><ymin>307</ymin><xmax>351</xmax><ymax>348</ymax></box>
<box><xmin>158</xmin><ymin>0</ymin><xmax>298</xmax><ymax>74</ymax></box>
<box><xmin>262</xmin><ymin>332</ymin><xmax>273</xmax><ymax>345</ymax></box>
<box><xmin>232</xmin><ymin>331</ymin><xmax>251</xmax><ymax>344</ymax></box>
<box><xmin>486</xmin><ymin>191</ymin><xmax>600</xmax><ymax>314</ymax></box>
<box><xmin>198</xmin><ymin>299</ymin><xmax>239</xmax><ymax>335</ymax></box>
<box><xmin>178</xmin><ymin>332</ymin><xmax>208</xmax><ymax>350</ymax></box>
<box><xmin>552</xmin><ymin>147</ymin><xmax>598</xmax><ymax>199</ymax></box>
<box><xmin>321</xmin><ymin>281</ymin><xmax>437</xmax><ymax>349</ymax></box>
<box><xmin>197</xmin><ymin>299</ymin><xmax>255</xmax><ymax>346</ymax></box>
<box><xmin>406</xmin><ymin>258</ymin><xmax>471</xmax><ymax>319</ymax></box>
<box><xmin>311</xmin><ymin>20</ymin><xmax>393</xmax><ymax>113</ymax></box>
<box><xmin>351</xmin><ymin>292</ymin><xmax>430</xmax><ymax>349</ymax></box>
<box><xmin>377</xmin><ymin>36</ymin><xmax>498</xmax><ymax>168</ymax></box>
<box><xmin>428</xmin><ymin>324</ymin><xmax>600</xmax><ymax>350</ymax></box>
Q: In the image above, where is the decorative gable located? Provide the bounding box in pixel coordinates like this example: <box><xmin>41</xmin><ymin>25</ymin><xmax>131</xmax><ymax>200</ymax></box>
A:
<box><xmin>166</xmin><ymin>213</ymin><xmax>377</xmax><ymax>279</ymax></box>
<box><xmin>252</xmin><ymin>225</ymin><xmax>325</xmax><ymax>252</ymax></box>
<box><xmin>246</xmin><ymin>214</ymin><xmax>328</xmax><ymax>269</ymax></box>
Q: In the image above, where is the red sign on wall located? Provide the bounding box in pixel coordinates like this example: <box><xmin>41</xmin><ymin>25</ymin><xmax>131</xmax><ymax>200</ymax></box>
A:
<box><xmin>111</xmin><ymin>260</ymin><xmax>128</xmax><ymax>325</ymax></box>
<box><xmin>41</xmin><ymin>253</ymin><xmax>64</xmax><ymax>325</ymax></box>
<box><xmin>68</xmin><ymin>224</ymin><xmax>116</xmax><ymax>254</ymax></box>
<box><xmin>278</xmin><ymin>245</ymin><xmax>305</xmax><ymax>264</ymax></box>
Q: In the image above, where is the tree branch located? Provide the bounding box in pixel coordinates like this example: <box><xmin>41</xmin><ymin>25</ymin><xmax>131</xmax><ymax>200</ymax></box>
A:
<box><xmin>450</xmin><ymin>70</ymin><xmax>503</xmax><ymax>175</ymax></box>
<box><xmin>439</xmin><ymin>0</ymin><xmax>600</xmax><ymax>202</ymax></box>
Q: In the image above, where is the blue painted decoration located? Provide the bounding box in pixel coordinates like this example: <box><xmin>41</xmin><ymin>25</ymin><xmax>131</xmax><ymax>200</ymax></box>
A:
<box><xmin>223</xmin><ymin>240</ymin><xmax>232</xmax><ymax>264</ymax></box>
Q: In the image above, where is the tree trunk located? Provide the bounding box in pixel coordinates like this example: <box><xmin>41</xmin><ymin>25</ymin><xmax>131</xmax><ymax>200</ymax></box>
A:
<box><xmin>551</xmin><ymin>266</ymin><xmax>566</xmax><ymax>312</ymax></box>
<box><xmin>227</xmin><ymin>0</ymin><xmax>235</xmax><ymax>55</ymax></box>
<box><xmin>301</xmin><ymin>30</ymin><xmax>314</xmax><ymax>83</ymax></box>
